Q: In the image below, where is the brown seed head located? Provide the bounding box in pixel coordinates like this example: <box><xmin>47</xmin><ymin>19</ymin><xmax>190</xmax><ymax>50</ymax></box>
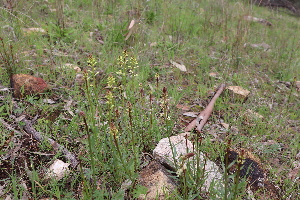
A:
<box><xmin>163</xmin><ymin>86</ymin><xmax>167</xmax><ymax>94</ymax></box>
<box><xmin>79</xmin><ymin>111</ymin><xmax>86</xmax><ymax>117</ymax></box>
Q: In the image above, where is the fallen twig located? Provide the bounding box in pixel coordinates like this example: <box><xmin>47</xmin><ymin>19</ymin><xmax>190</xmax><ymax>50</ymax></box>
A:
<box><xmin>0</xmin><ymin>105</ymin><xmax>79</xmax><ymax>168</ymax></box>
<box><xmin>0</xmin><ymin>118</ymin><xmax>23</xmax><ymax>135</ymax></box>
<box><xmin>8</xmin><ymin>100</ymin><xmax>79</xmax><ymax>168</ymax></box>
<box><xmin>21</xmin><ymin>117</ymin><xmax>79</xmax><ymax>168</ymax></box>
<box><xmin>185</xmin><ymin>84</ymin><xmax>226</xmax><ymax>132</ymax></box>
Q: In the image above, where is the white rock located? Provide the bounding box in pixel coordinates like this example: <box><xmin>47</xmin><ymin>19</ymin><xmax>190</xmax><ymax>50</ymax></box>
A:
<box><xmin>153</xmin><ymin>136</ymin><xmax>193</xmax><ymax>168</ymax></box>
<box><xmin>46</xmin><ymin>159</ymin><xmax>70</xmax><ymax>181</ymax></box>
<box><xmin>153</xmin><ymin>135</ymin><xmax>224</xmax><ymax>191</ymax></box>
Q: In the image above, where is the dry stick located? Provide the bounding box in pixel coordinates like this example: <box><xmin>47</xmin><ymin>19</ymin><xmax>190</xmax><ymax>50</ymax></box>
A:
<box><xmin>185</xmin><ymin>84</ymin><xmax>226</xmax><ymax>132</ymax></box>
<box><xmin>9</xmin><ymin>102</ymin><xmax>78</xmax><ymax>168</ymax></box>
<box><xmin>0</xmin><ymin>118</ymin><xmax>23</xmax><ymax>135</ymax></box>
<box><xmin>21</xmin><ymin>118</ymin><xmax>79</xmax><ymax>168</ymax></box>
<box><xmin>1</xmin><ymin>115</ymin><xmax>78</xmax><ymax>168</ymax></box>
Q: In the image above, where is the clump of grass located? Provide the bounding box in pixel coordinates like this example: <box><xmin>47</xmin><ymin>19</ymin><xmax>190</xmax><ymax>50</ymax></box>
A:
<box><xmin>0</xmin><ymin>37</ymin><xmax>17</xmax><ymax>78</ymax></box>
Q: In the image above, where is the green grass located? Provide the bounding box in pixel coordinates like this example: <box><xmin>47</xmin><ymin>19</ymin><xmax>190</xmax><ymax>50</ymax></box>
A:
<box><xmin>0</xmin><ymin>0</ymin><xmax>299</xmax><ymax>199</ymax></box>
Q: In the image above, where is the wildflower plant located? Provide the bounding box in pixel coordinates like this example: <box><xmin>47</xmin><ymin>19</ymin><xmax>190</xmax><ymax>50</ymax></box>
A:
<box><xmin>83</xmin><ymin>55</ymin><xmax>100</xmax><ymax>104</ymax></box>
<box><xmin>115</xmin><ymin>50</ymin><xmax>139</xmax><ymax>88</ymax></box>
<box><xmin>105</xmin><ymin>90</ymin><xmax>114</xmax><ymax>108</ymax></box>
<box><xmin>79</xmin><ymin>50</ymin><xmax>173</xmax><ymax>197</ymax></box>
<box><xmin>79</xmin><ymin>55</ymin><xmax>105</xmax><ymax>194</ymax></box>
<box><xmin>155</xmin><ymin>72</ymin><xmax>160</xmax><ymax>88</ymax></box>
<box><xmin>105</xmin><ymin>90</ymin><xmax>115</xmax><ymax>124</ymax></box>
<box><xmin>107</xmin><ymin>75</ymin><xmax>116</xmax><ymax>89</ymax></box>
<box><xmin>160</xmin><ymin>87</ymin><xmax>169</xmax><ymax>120</ymax></box>
<box><xmin>86</xmin><ymin>55</ymin><xmax>99</xmax><ymax>83</ymax></box>
<box><xmin>87</xmin><ymin>54</ymin><xmax>98</xmax><ymax>69</ymax></box>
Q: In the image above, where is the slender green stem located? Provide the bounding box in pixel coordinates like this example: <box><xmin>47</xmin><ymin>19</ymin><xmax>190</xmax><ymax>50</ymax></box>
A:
<box><xmin>81</xmin><ymin>112</ymin><xmax>96</xmax><ymax>190</ymax></box>
<box><xmin>224</xmin><ymin>138</ymin><xmax>231</xmax><ymax>200</ymax></box>
<box><xmin>112</xmin><ymin>126</ymin><xmax>128</xmax><ymax>177</ymax></box>
<box><xmin>128</xmin><ymin>102</ymin><xmax>137</xmax><ymax>170</ymax></box>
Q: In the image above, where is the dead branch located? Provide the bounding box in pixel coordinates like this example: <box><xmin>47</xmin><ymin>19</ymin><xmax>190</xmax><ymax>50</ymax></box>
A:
<box><xmin>185</xmin><ymin>84</ymin><xmax>226</xmax><ymax>132</ymax></box>
<box><xmin>0</xmin><ymin>117</ymin><xmax>23</xmax><ymax>135</ymax></box>
<box><xmin>1</xmin><ymin>110</ymin><xmax>79</xmax><ymax>168</ymax></box>
<box><xmin>21</xmin><ymin>118</ymin><xmax>79</xmax><ymax>168</ymax></box>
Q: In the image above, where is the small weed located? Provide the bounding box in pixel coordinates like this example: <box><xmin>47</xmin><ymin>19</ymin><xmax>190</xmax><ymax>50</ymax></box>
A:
<box><xmin>0</xmin><ymin>37</ymin><xmax>17</xmax><ymax>77</ymax></box>
<box><xmin>48</xmin><ymin>23</ymin><xmax>75</xmax><ymax>43</ymax></box>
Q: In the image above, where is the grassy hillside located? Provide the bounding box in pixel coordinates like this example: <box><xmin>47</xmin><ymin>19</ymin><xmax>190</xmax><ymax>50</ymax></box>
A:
<box><xmin>0</xmin><ymin>0</ymin><xmax>299</xmax><ymax>199</ymax></box>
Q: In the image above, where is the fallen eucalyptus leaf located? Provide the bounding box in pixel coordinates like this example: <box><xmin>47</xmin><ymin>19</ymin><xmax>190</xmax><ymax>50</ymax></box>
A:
<box><xmin>226</xmin><ymin>86</ymin><xmax>250</xmax><ymax>101</ymax></box>
<box><xmin>43</xmin><ymin>99</ymin><xmax>56</xmax><ymax>104</ymax></box>
<box><xmin>170</xmin><ymin>60</ymin><xmax>187</xmax><ymax>72</ymax></box>
<box><xmin>128</xmin><ymin>19</ymin><xmax>135</xmax><ymax>30</ymax></box>
<box><xmin>22</xmin><ymin>28</ymin><xmax>46</xmax><ymax>34</ymax></box>
<box><xmin>220</xmin><ymin>123</ymin><xmax>230</xmax><ymax>129</ymax></box>
<box><xmin>246</xmin><ymin>109</ymin><xmax>263</xmax><ymax>119</ymax></box>
<box><xmin>182</xmin><ymin>112</ymin><xmax>199</xmax><ymax>118</ymax></box>
<box><xmin>243</xmin><ymin>15</ymin><xmax>272</xmax><ymax>26</ymax></box>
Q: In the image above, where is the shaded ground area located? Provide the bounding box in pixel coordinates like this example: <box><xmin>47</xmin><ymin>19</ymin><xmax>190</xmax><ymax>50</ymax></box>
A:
<box><xmin>253</xmin><ymin>0</ymin><xmax>300</xmax><ymax>15</ymax></box>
